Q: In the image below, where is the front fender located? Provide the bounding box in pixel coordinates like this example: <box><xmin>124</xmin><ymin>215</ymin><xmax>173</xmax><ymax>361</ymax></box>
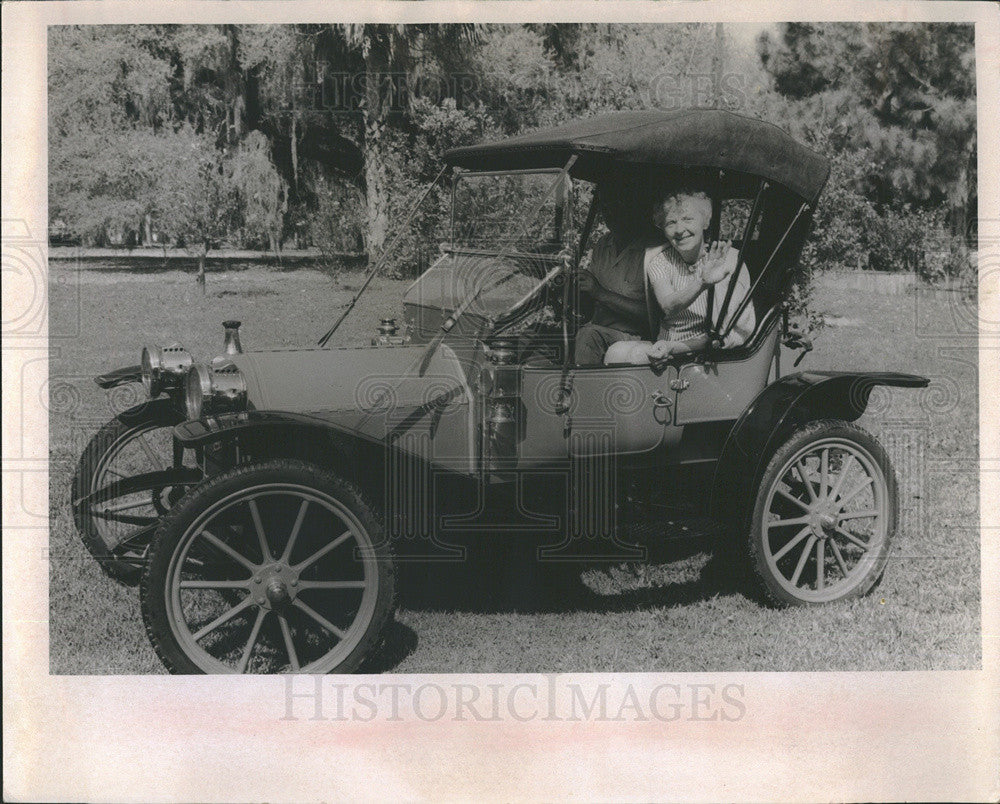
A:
<box><xmin>95</xmin><ymin>364</ymin><xmax>142</xmax><ymax>389</ymax></box>
<box><xmin>709</xmin><ymin>370</ymin><xmax>928</xmax><ymax>525</ymax></box>
<box><xmin>173</xmin><ymin>410</ymin><xmax>384</xmax><ymax>449</ymax></box>
<box><xmin>173</xmin><ymin>410</ymin><xmax>395</xmax><ymax>491</ymax></box>
<box><xmin>113</xmin><ymin>396</ymin><xmax>182</xmax><ymax>427</ymax></box>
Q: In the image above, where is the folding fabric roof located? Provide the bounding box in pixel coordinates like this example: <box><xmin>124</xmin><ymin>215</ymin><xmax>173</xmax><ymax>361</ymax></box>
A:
<box><xmin>445</xmin><ymin>109</ymin><xmax>830</xmax><ymax>204</ymax></box>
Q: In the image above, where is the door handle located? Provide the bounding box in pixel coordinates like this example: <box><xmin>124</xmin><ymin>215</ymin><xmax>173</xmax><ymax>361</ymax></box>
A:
<box><xmin>650</xmin><ymin>390</ymin><xmax>672</xmax><ymax>407</ymax></box>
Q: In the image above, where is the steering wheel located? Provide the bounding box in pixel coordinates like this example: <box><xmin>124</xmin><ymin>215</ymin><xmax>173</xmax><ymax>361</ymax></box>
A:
<box><xmin>491</xmin><ymin>259</ymin><xmax>568</xmax><ymax>334</ymax></box>
<box><xmin>419</xmin><ymin>256</ymin><xmax>570</xmax><ymax>375</ymax></box>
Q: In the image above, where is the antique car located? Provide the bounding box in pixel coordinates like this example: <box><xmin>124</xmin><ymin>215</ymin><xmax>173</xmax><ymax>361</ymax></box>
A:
<box><xmin>72</xmin><ymin>109</ymin><xmax>928</xmax><ymax>674</ymax></box>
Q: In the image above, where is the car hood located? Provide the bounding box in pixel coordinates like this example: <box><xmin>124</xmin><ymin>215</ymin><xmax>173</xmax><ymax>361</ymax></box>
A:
<box><xmin>229</xmin><ymin>344</ymin><xmax>471</xmax><ymax>419</ymax></box>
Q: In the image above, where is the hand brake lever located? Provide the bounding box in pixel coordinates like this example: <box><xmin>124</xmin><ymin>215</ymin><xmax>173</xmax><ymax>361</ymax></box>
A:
<box><xmin>782</xmin><ymin>327</ymin><xmax>813</xmax><ymax>367</ymax></box>
<box><xmin>792</xmin><ymin>338</ymin><xmax>813</xmax><ymax>367</ymax></box>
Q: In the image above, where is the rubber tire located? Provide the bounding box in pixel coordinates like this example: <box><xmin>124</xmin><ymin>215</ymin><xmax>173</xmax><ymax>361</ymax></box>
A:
<box><xmin>71</xmin><ymin>408</ymin><xmax>184</xmax><ymax>585</ymax></box>
<box><xmin>746</xmin><ymin>419</ymin><xmax>897</xmax><ymax>607</ymax></box>
<box><xmin>140</xmin><ymin>459</ymin><xmax>396</xmax><ymax>674</ymax></box>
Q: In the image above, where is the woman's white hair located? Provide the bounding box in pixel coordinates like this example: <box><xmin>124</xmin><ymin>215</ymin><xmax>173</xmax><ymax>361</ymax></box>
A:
<box><xmin>652</xmin><ymin>190</ymin><xmax>713</xmax><ymax>231</ymax></box>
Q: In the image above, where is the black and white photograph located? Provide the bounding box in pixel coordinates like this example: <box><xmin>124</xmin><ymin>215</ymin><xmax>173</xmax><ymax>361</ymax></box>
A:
<box><xmin>3</xmin><ymin>2</ymin><xmax>998</xmax><ymax>801</ymax></box>
<box><xmin>44</xmin><ymin>17</ymin><xmax>981</xmax><ymax>674</ymax></box>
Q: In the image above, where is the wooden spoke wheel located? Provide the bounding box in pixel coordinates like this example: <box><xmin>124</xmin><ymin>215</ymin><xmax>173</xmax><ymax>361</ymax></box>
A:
<box><xmin>141</xmin><ymin>460</ymin><xmax>395</xmax><ymax>674</ymax></box>
<box><xmin>748</xmin><ymin>420</ymin><xmax>897</xmax><ymax>606</ymax></box>
<box><xmin>71</xmin><ymin>407</ymin><xmax>197</xmax><ymax>585</ymax></box>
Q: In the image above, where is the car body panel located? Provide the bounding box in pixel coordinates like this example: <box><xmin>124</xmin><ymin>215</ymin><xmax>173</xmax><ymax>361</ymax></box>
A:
<box><xmin>230</xmin><ymin>344</ymin><xmax>478</xmax><ymax>473</ymax></box>
<box><xmin>673</xmin><ymin>325</ymin><xmax>779</xmax><ymax>425</ymax></box>
<box><xmin>520</xmin><ymin>362</ymin><xmax>681</xmax><ymax>462</ymax></box>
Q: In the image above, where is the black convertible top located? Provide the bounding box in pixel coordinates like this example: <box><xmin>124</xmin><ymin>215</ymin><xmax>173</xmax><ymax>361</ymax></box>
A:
<box><xmin>445</xmin><ymin>109</ymin><xmax>830</xmax><ymax>204</ymax></box>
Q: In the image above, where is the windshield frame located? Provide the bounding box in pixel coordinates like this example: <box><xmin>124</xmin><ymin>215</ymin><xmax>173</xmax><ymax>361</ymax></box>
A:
<box><xmin>404</xmin><ymin>165</ymin><xmax>579</xmax><ymax>329</ymax></box>
<box><xmin>449</xmin><ymin>166</ymin><xmax>575</xmax><ymax>259</ymax></box>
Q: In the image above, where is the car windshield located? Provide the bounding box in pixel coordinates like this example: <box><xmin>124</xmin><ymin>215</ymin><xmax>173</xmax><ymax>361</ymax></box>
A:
<box><xmin>452</xmin><ymin>170</ymin><xmax>571</xmax><ymax>252</ymax></box>
<box><xmin>402</xmin><ymin>169</ymin><xmax>576</xmax><ymax>321</ymax></box>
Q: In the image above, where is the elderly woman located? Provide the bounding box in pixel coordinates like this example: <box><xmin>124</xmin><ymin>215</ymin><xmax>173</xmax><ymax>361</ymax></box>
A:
<box><xmin>604</xmin><ymin>189</ymin><xmax>756</xmax><ymax>365</ymax></box>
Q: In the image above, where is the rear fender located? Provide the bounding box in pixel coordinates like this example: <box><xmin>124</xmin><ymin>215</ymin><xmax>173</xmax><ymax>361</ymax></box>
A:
<box><xmin>709</xmin><ymin>371</ymin><xmax>928</xmax><ymax>527</ymax></box>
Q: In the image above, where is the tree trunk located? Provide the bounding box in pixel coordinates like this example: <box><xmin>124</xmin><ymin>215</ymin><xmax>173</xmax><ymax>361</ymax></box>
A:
<box><xmin>712</xmin><ymin>23</ymin><xmax>725</xmax><ymax>108</ymax></box>
<box><xmin>197</xmin><ymin>242</ymin><xmax>207</xmax><ymax>294</ymax></box>
<box><xmin>290</xmin><ymin>113</ymin><xmax>299</xmax><ymax>190</ymax></box>
<box><xmin>269</xmin><ymin>230</ymin><xmax>281</xmax><ymax>265</ymax></box>
<box><xmin>362</xmin><ymin>31</ymin><xmax>390</xmax><ymax>260</ymax></box>
<box><xmin>363</xmin><ymin>125</ymin><xmax>389</xmax><ymax>260</ymax></box>
<box><xmin>225</xmin><ymin>26</ymin><xmax>245</xmax><ymax>144</ymax></box>
<box><xmin>954</xmin><ymin>156</ymin><xmax>970</xmax><ymax>243</ymax></box>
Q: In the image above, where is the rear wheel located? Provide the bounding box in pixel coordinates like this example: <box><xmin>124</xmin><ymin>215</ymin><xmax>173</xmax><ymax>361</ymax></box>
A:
<box><xmin>141</xmin><ymin>459</ymin><xmax>395</xmax><ymax>674</ymax></box>
<box><xmin>747</xmin><ymin>420</ymin><xmax>897</xmax><ymax>606</ymax></box>
<box><xmin>71</xmin><ymin>405</ymin><xmax>197</xmax><ymax>585</ymax></box>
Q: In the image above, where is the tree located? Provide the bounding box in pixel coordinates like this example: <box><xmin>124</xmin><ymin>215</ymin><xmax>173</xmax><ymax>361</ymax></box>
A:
<box><xmin>48</xmin><ymin>25</ymin><xmax>173</xmax><ymax>137</ymax></box>
<box><xmin>50</xmin><ymin>129</ymin><xmax>160</xmax><ymax>245</ymax></box>
<box><xmin>758</xmin><ymin>23</ymin><xmax>976</xmax><ymax>236</ymax></box>
<box><xmin>50</xmin><ymin>21</ymin><xmax>974</xmax><ymax>282</ymax></box>
<box><xmin>229</xmin><ymin>130</ymin><xmax>287</xmax><ymax>253</ymax></box>
<box><xmin>330</xmin><ymin>24</ymin><xmax>480</xmax><ymax>256</ymax></box>
<box><xmin>49</xmin><ymin>25</ymin><xmax>299</xmax><ymax>256</ymax></box>
<box><xmin>150</xmin><ymin>128</ymin><xmax>236</xmax><ymax>291</ymax></box>
<box><xmin>48</xmin><ymin>26</ymin><xmax>175</xmax><ymax>244</ymax></box>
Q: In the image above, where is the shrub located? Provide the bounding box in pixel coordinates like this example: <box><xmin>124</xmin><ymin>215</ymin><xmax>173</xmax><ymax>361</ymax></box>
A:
<box><xmin>866</xmin><ymin>205</ymin><xmax>940</xmax><ymax>274</ymax></box>
<box><xmin>805</xmin><ymin>151</ymin><xmax>965</xmax><ymax>279</ymax></box>
<box><xmin>308</xmin><ymin>175</ymin><xmax>367</xmax><ymax>264</ymax></box>
<box><xmin>802</xmin><ymin>152</ymin><xmax>878</xmax><ymax>272</ymax></box>
<box><xmin>922</xmin><ymin>232</ymin><xmax>974</xmax><ymax>288</ymax></box>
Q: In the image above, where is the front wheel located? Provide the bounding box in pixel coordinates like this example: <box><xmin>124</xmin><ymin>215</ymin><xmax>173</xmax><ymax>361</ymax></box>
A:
<box><xmin>747</xmin><ymin>420</ymin><xmax>897</xmax><ymax>606</ymax></box>
<box><xmin>141</xmin><ymin>459</ymin><xmax>395</xmax><ymax>674</ymax></box>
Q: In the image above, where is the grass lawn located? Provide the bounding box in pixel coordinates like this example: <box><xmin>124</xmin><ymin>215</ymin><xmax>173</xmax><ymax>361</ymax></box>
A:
<box><xmin>47</xmin><ymin>263</ymin><xmax>980</xmax><ymax>673</ymax></box>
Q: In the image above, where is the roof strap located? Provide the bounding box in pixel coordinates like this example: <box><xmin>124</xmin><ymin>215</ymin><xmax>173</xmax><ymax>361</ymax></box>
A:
<box><xmin>713</xmin><ymin>180</ymin><xmax>768</xmax><ymax>345</ymax></box>
<box><xmin>718</xmin><ymin>201</ymin><xmax>809</xmax><ymax>343</ymax></box>
<box><xmin>702</xmin><ymin>170</ymin><xmax>724</xmax><ymax>336</ymax></box>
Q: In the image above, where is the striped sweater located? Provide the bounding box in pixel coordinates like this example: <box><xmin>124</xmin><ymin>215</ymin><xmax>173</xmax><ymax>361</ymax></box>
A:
<box><xmin>644</xmin><ymin>244</ymin><xmax>756</xmax><ymax>348</ymax></box>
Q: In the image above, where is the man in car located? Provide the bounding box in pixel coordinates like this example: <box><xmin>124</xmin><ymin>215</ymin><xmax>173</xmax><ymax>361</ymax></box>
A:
<box><xmin>573</xmin><ymin>187</ymin><xmax>657</xmax><ymax>365</ymax></box>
